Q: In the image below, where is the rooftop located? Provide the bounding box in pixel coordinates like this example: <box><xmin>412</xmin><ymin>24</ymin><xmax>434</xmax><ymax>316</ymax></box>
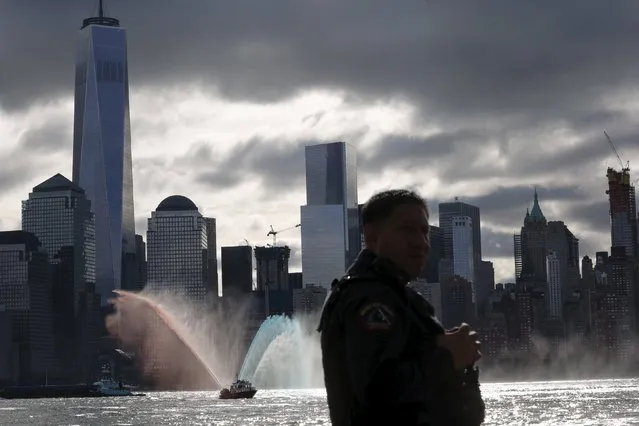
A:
<box><xmin>33</xmin><ymin>173</ymin><xmax>84</xmax><ymax>194</ymax></box>
<box><xmin>156</xmin><ymin>195</ymin><xmax>198</xmax><ymax>212</ymax></box>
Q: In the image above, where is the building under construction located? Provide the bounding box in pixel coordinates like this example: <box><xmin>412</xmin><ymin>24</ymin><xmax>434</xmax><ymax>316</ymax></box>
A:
<box><xmin>606</xmin><ymin>167</ymin><xmax>637</xmax><ymax>260</ymax></box>
<box><xmin>588</xmin><ymin>166</ymin><xmax>639</xmax><ymax>360</ymax></box>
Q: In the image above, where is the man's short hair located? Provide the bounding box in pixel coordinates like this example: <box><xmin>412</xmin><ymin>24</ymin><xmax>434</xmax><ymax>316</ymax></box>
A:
<box><xmin>361</xmin><ymin>189</ymin><xmax>429</xmax><ymax>226</ymax></box>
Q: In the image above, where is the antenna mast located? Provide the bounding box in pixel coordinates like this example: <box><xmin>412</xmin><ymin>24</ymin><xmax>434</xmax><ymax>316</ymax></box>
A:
<box><xmin>82</xmin><ymin>0</ymin><xmax>120</xmax><ymax>29</ymax></box>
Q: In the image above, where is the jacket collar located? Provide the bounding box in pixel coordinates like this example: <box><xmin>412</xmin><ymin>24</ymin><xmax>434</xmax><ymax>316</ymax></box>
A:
<box><xmin>346</xmin><ymin>249</ymin><xmax>411</xmax><ymax>287</ymax></box>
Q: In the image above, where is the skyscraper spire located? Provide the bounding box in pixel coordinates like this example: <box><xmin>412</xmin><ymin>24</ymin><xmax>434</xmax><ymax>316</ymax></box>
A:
<box><xmin>82</xmin><ymin>0</ymin><xmax>120</xmax><ymax>29</ymax></box>
<box><xmin>529</xmin><ymin>187</ymin><xmax>546</xmax><ymax>223</ymax></box>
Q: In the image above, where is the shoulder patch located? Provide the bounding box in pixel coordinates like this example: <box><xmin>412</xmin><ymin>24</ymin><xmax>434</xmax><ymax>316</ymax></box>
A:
<box><xmin>357</xmin><ymin>302</ymin><xmax>395</xmax><ymax>331</ymax></box>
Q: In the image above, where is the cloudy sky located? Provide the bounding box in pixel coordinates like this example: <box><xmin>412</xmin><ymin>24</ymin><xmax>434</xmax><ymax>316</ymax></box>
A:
<box><xmin>2</xmin><ymin>0</ymin><xmax>639</xmax><ymax>283</ymax></box>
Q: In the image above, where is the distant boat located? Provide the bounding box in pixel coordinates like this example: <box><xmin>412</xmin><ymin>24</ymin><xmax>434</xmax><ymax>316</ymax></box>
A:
<box><xmin>0</xmin><ymin>364</ymin><xmax>144</xmax><ymax>399</ymax></box>
<box><xmin>219</xmin><ymin>379</ymin><xmax>257</xmax><ymax>399</ymax></box>
<box><xmin>88</xmin><ymin>364</ymin><xmax>140</xmax><ymax>397</ymax></box>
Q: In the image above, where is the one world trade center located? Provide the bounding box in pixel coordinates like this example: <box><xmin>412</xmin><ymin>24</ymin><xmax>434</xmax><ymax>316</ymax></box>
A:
<box><xmin>72</xmin><ymin>2</ymin><xmax>136</xmax><ymax>304</ymax></box>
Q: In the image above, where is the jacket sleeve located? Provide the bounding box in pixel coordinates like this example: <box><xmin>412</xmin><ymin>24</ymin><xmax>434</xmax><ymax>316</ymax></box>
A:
<box><xmin>341</xmin><ymin>283</ymin><xmax>456</xmax><ymax>405</ymax></box>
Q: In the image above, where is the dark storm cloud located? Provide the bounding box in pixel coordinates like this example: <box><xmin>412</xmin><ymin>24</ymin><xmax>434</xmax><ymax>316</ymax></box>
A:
<box><xmin>193</xmin><ymin>138</ymin><xmax>306</xmax><ymax>192</ymax></box>
<box><xmin>360</xmin><ymin>130</ymin><xmax>485</xmax><ymax>171</ymax></box>
<box><xmin>18</xmin><ymin>121</ymin><xmax>71</xmax><ymax>153</ymax></box>
<box><xmin>0</xmin><ymin>164</ymin><xmax>29</xmax><ymax>198</ymax></box>
<box><xmin>4</xmin><ymin>0</ymin><xmax>639</xmax><ymax>127</ymax></box>
<box><xmin>564</xmin><ymin>200</ymin><xmax>611</xmax><ymax>232</ymax></box>
<box><xmin>0</xmin><ymin>144</ymin><xmax>56</xmax><ymax>200</ymax></box>
<box><xmin>481</xmin><ymin>227</ymin><xmax>515</xmax><ymax>259</ymax></box>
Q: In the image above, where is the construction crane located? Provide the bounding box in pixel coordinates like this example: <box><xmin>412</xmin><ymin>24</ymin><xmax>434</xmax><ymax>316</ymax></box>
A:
<box><xmin>604</xmin><ymin>131</ymin><xmax>630</xmax><ymax>172</ymax></box>
<box><xmin>267</xmin><ymin>224</ymin><xmax>301</xmax><ymax>246</ymax></box>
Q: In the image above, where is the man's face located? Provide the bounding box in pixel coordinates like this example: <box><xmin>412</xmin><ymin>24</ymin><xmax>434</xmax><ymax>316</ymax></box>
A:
<box><xmin>367</xmin><ymin>203</ymin><xmax>430</xmax><ymax>280</ymax></box>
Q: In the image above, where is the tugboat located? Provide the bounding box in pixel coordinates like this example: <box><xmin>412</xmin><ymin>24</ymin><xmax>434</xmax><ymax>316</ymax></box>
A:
<box><xmin>0</xmin><ymin>363</ymin><xmax>144</xmax><ymax>399</ymax></box>
<box><xmin>89</xmin><ymin>364</ymin><xmax>140</xmax><ymax>397</ymax></box>
<box><xmin>219</xmin><ymin>379</ymin><xmax>258</xmax><ymax>399</ymax></box>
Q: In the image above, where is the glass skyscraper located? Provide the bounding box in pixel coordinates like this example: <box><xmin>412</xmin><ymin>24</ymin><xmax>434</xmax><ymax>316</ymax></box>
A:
<box><xmin>146</xmin><ymin>196</ymin><xmax>210</xmax><ymax>302</ymax></box>
<box><xmin>0</xmin><ymin>231</ymin><xmax>57</xmax><ymax>384</ymax></box>
<box><xmin>21</xmin><ymin>174</ymin><xmax>98</xmax><ymax>381</ymax></box>
<box><xmin>71</xmin><ymin>8</ymin><xmax>135</xmax><ymax>303</ymax></box>
<box><xmin>438</xmin><ymin>200</ymin><xmax>482</xmax><ymax>283</ymax></box>
<box><xmin>22</xmin><ymin>174</ymin><xmax>96</xmax><ymax>314</ymax></box>
<box><xmin>301</xmin><ymin>142</ymin><xmax>359</xmax><ymax>289</ymax></box>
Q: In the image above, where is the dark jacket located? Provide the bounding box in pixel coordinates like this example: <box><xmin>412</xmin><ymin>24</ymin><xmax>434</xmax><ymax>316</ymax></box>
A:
<box><xmin>317</xmin><ymin>249</ymin><xmax>458</xmax><ymax>426</ymax></box>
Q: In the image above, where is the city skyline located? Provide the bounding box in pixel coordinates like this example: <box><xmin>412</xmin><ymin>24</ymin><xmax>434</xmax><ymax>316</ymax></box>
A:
<box><xmin>2</xmin><ymin>1</ymin><xmax>639</xmax><ymax>284</ymax></box>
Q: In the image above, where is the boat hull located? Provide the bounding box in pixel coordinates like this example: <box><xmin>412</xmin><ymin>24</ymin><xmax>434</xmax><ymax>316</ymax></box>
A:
<box><xmin>0</xmin><ymin>385</ymin><xmax>145</xmax><ymax>399</ymax></box>
<box><xmin>219</xmin><ymin>388</ymin><xmax>257</xmax><ymax>400</ymax></box>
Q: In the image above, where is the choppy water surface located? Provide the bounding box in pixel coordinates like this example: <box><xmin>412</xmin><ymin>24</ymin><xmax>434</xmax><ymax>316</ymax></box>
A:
<box><xmin>1</xmin><ymin>379</ymin><xmax>639</xmax><ymax>425</ymax></box>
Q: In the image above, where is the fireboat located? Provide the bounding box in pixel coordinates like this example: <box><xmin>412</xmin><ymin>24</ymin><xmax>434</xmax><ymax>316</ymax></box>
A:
<box><xmin>219</xmin><ymin>379</ymin><xmax>258</xmax><ymax>399</ymax></box>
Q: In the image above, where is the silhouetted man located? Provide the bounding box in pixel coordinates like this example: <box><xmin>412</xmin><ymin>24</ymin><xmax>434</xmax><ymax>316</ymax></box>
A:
<box><xmin>318</xmin><ymin>189</ymin><xmax>485</xmax><ymax>426</ymax></box>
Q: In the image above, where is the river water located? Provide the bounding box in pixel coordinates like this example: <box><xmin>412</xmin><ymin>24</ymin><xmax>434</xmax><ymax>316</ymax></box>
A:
<box><xmin>1</xmin><ymin>379</ymin><xmax>639</xmax><ymax>425</ymax></box>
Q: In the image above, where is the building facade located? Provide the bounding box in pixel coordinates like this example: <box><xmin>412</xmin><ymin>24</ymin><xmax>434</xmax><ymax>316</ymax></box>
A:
<box><xmin>301</xmin><ymin>142</ymin><xmax>359</xmax><ymax>289</ymax></box>
<box><xmin>438</xmin><ymin>200</ymin><xmax>482</xmax><ymax>276</ymax></box>
<box><xmin>545</xmin><ymin>251</ymin><xmax>562</xmax><ymax>320</ymax></box>
<box><xmin>21</xmin><ymin>174</ymin><xmax>97</xmax><ymax>381</ymax></box>
<box><xmin>605</xmin><ymin>167</ymin><xmax>638</xmax><ymax>331</ymax></box>
<box><xmin>204</xmin><ymin>218</ymin><xmax>218</xmax><ymax>296</ymax></box>
<box><xmin>134</xmin><ymin>234</ymin><xmax>147</xmax><ymax>292</ymax></box>
<box><xmin>0</xmin><ymin>231</ymin><xmax>57</xmax><ymax>385</ymax></box>
<box><xmin>146</xmin><ymin>196</ymin><xmax>210</xmax><ymax>302</ymax></box>
<box><xmin>221</xmin><ymin>245</ymin><xmax>253</xmax><ymax>298</ymax></box>
<box><xmin>452</xmin><ymin>216</ymin><xmax>475</xmax><ymax>299</ymax></box>
<box><xmin>408</xmin><ymin>280</ymin><xmax>443</xmax><ymax>317</ymax></box>
<box><xmin>22</xmin><ymin>174</ymin><xmax>95</xmax><ymax>314</ymax></box>
<box><xmin>72</xmin><ymin>8</ymin><xmax>136</xmax><ymax>303</ymax></box>
<box><xmin>293</xmin><ymin>285</ymin><xmax>328</xmax><ymax>315</ymax></box>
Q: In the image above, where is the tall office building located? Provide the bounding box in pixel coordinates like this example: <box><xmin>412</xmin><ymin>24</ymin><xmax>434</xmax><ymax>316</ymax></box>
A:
<box><xmin>255</xmin><ymin>246</ymin><xmax>293</xmax><ymax>315</ymax></box>
<box><xmin>146</xmin><ymin>196</ymin><xmax>209</xmax><ymax>301</ymax></box>
<box><xmin>514</xmin><ymin>190</ymin><xmax>548</xmax><ymax>282</ymax></box>
<box><xmin>546</xmin><ymin>221</ymin><xmax>581</xmax><ymax>292</ymax></box>
<box><xmin>421</xmin><ymin>225</ymin><xmax>443</xmax><ymax>283</ymax></box>
<box><xmin>475</xmin><ymin>260</ymin><xmax>495</xmax><ymax>313</ymax></box>
<box><xmin>204</xmin><ymin>218</ymin><xmax>218</xmax><ymax>295</ymax></box>
<box><xmin>606</xmin><ymin>167</ymin><xmax>637</xmax><ymax>260</ymax></box>
<box><xmin>0</xmin><ymin>231</ymin><xmax>57</xmax><ymax>384</ymax></box>
<box><xmin>22</xmin><ymin>174</ymin><xmax>96</xmax><ymax>314</ymax></box>
<box><xmin>221</xmin><ymin>245</ymin><xmax>253</xmax><ymax>298</ymax></box>
<box><xmin>21</xmin><ymin>174</ymin><xmax>97</xmax><ymax>380</ymax></box>
<box><xmin>255</xmin><ymin>246</ymin><xmax>291</xmax><ymax>292</ymax></box>
<box><xmin>134</xmin><ymin>234</ymin><xmax>147</xmax><ymax>291</ymax></box>
<box><xmin>452</xmin><ymin>216</ymin><xmax>475</xmax><ymax>304</ymax></box>
<box><xmin>605</xmin><ymin>167</ymin><xmax>638</xmax><ymax>329</ymax></box>
<box><xmin>301</xmin><ymin>142</ymin><xmax>358</xmax><ymax>288</ymax></box>
<box><xmin>72</xmin><ymin>5</ymin><xmax>135</xmax><ymax>303</ymax></box>
<box><xmin>438</xmin><ymin>200</ymin><xmax>481</xmax><ymax>284</ymax></box>
<box><xmin>452</xmin><ymin>217</ymin><xmax>474</xmax><ymax>281</ymax></box>
<box><xmin>288</xmin><ymin>272</ymin><xmax>303</xmax><ymax>290</ymax></box>
<box><xmin>545</xmin><ymin>251</ymin><xmax>562</xmax><ymax>320</ymax></box>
